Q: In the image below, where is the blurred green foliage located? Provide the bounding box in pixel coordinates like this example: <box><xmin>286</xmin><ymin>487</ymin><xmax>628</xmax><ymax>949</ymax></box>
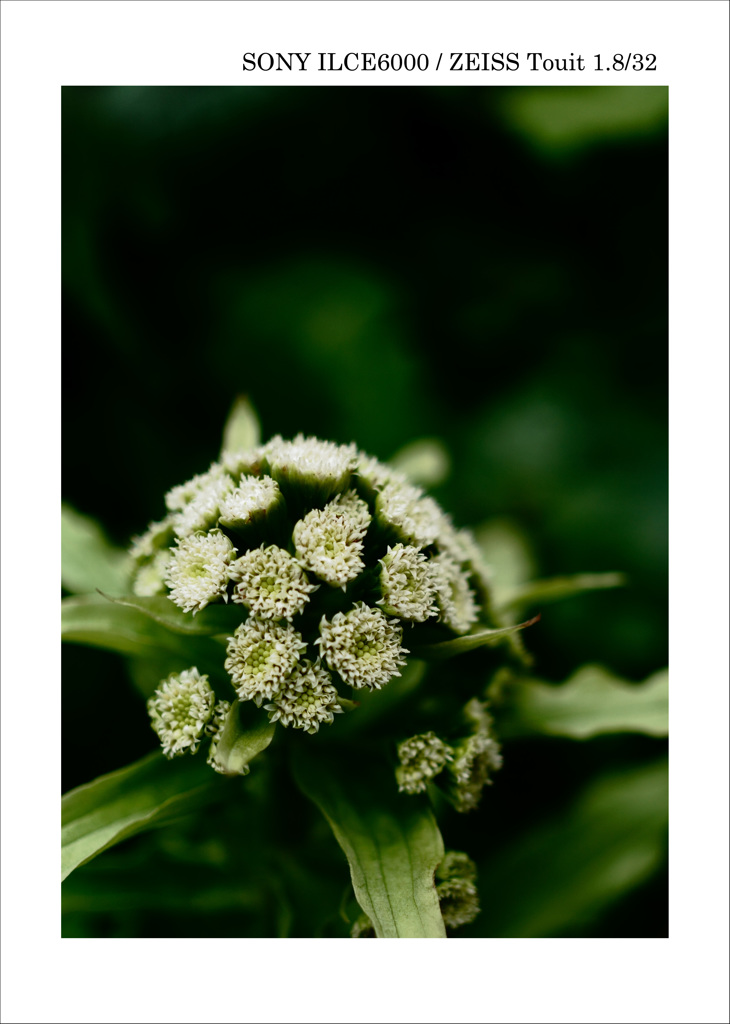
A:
<box><xmin>62</xmin><ymin>85</ymin><xmax>667</xmax><ymax>938</ymax></box>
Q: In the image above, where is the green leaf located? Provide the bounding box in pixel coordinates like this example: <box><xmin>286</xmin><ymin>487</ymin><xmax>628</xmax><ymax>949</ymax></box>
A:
<box><xmin>62</xmin><ymin>503</ymin><xmax>131</xmax><ymax>595</ymax></box>
<box><xmin>221</xmin><ymin>394</ymin><xmax>261</xmax><ymax>454</ymax></box>
<box><xmin>100</xmin><ymin>593</ymin><xmax>246</xmax><ymax>636</ymax></box>
<box><xmin>62</xmin><ymin>752</ymin><xmax>217</xmax><ymax>881</ymax></box>
<box><xmin>62</xmin><ymin>594</ymin><xmax>227</xmax><ymax>678</ymax></box>
<box><xmin>388</xmin><ymin>438</ymin><xmax>450</xmax><ymax>488</ymax></box>
<box><xmin>498</xmin><ymin>665</ymin><xmax>668</xmax><ymax>739</ymax></box>
<box><xmin>209</xmin><ymin>700</ymin><xmax>276</xmax><ymax>776</ymax></box>
<box><xmin>293</xmin><ymin>746</ymin><xmax>446</xmax><ymax>938</ymax></box>
<box><xmin>477</xmin><ymin>759</ymin><xmax>668</xmax><ymax>937</ymax></box>
<box><xmin>497</xmin><ymin>572</ymin><xmax>626</xmax><ymax>615</ymax></box>
<box><xmin>413</xmin><ymin>616</ymin><xmax>540</xmax><ymax>661</ymax></box>
<box><xmin>500</xmin><ymin>86</ymin><xmax>668</xmax><ymax>157</ymax></box>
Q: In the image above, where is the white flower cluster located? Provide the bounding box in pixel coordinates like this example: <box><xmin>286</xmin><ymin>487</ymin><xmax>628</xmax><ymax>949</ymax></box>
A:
<box><xmin>446</xmin><ymin>700</ymin><xmax>503</xmax><ymax>812</ymax></box>
<box><xmin>293</xmin><ymin>491</ymin><xmax>371</xmax><ymax>588</ymax></box>
<box><xmin>147</xmin><ymin>668</ymin><xmax>216</xmax><ymax>758</ymax></box>
<box><xmin>317</xmin><ymin>603</ymin><xmax>408</xmax><ymax>690</ymax></box>
<box><xmin>225</xmin><ymin>618</ymin><xmax>308</xmax><ymax>705</ymax></box>
<box><xmin>135</xmin><ymin>433</ymin><xmax>492</xmax><ymax>754</ymax></box>
<box><xmin>435</xmin><ymin>851</ymin><xmax>480</xmax><ymax>929</ymax></box>
<box><xmin>230</xmin><ymin>544</ymin><xmax>317</xmax><ymax>619</ymax></box>
<box><xmin>218</xmin><ymin>474</ymin><xmax>282</xmax><ymax>530</ymax></box>
<box><xmin>395</xmin><ymin>731</ymin><xmax>454</xmax><ymax>794</ymax></box>
<box><xmin>265</xmin><ymin>659</ymin><xmax>343</xmax><ymax>735</ymax></box>
<box><xmin>378</xmin><ymin>543</ymin><xmax>439</xmax><ymax>622</ymax></box>
<box><xmin>164</xmin><ymin>529</ymin><xmax>237</xmax><ymax>614</ymax></box>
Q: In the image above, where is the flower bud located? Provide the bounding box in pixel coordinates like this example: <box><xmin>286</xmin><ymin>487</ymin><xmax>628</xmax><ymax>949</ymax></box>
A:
<box><xmin>317</xmin><ymin>603</ymin><xmax>408</xmax><ymax>689</ymax></box>
<box><xmin>436</xmin><ymin>851</ymin><xmax>480</xmax><ymax>929</ymax></box>
<box><xmin>224</xmin><ymin>618</ymin><xmax>307</xmax><ymax>705</ymax></box>
<box><xmin>264</xmin><ymin>659</ymin><xmax>343</xmax><ymax>734</ymax></box>
<box><xmin>229</xmin><ymin>543</ymin><xmax>317</xmax><ymax>620</ymax></box>
<box><xmin>395</xmin><ymin>731</ymin><xmax>454</xmax><ymax>794</ymax></box>
<box><xmin>165</xmin><ymin>529</ymin><xmax>237</xmax><ymax>614</ymax></box>
<box><xmin>147</xmin><ymin>667</ymin><xmax>215</xmax><ymax>758</ymax></box>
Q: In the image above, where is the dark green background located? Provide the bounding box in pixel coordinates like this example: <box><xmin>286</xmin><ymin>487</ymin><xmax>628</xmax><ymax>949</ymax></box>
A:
<box><xmin>62</xmin><ymin>85</ymin><xmax>668</xmax><ymax>938</ymax></box>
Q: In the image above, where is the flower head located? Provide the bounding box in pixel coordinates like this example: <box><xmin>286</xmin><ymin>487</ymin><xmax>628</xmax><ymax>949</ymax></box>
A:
<box><xmin>317</xmin><ymin>603</ymin><xmax>408</xmax><ymax>689</ymax></box>
<box><xmin>436</xmin><ymin>521</ymin><xmax>493</xmax><ymax>603</ymax></box>
<box><xmin>172</xmin><ymin>472</ymin><xmax>235</xmax><ymax>538</ymax></box>
<box><xmin>147</xmin><ymin>668</ymin><xmax>215</xmax><ymax>758</ymax></box>
<box><xmin>356</xmin><ymin>453</ymin><xmax>405</xmax><ymax>494</ymax></box>
<box><xmin>218</xmin><ymin>474</ymin><xmax>284</xmax><ymax>531</ymax></box>
<box><xmin>265</xmin><ymin>434</ymin><xmax>357</xmax><ymax>504</ymax></box>
<box><xmin>224</xmin><ymin>618</ymin><xmax>307</xmax><ymax>704</ymax></box>
<box><xmin>432</xmin><ymin>552</ymin><xmax>479</xmax><ymax>635</ymax></box>
<box><xmin>132</xmin><ymin>548</ymin><xmax>172</xmax><ymax>596</ymax></box>
<box><xmin>378</xmin><ymin>543</ymin><xmax>439</xmax><ymax>621</ymax></box>
<box><xmin>165</xmin><ymin>529</ymin><xmax>237</xmax><ymax>614</ymax></box>
<box><xmin>129</xmin><ymin>516</ymin><xmax>175</xmax><ymax>564</ymax></box>
<box><xmin>435</xmin><ymin>852</ymin><xmax>480</xmax><ymax>929</ymax></box>
<box><xmin>265</xmin><ymin>659</ymin><xmax>343</xmax><ymax>734</ymax></box>
<box><xmin>446</xmin><ymin>701</ymin><xmax>503</xmax><ymax>812</ymax></box>
<box><xmin>293</xmin><ymin>491</ymin><xmax>370</xmax><ymax>588</ymax></box>
<box><xmin>375</xmin><ymin>479</ymin><xmax>444</xmax><ymax>548</ymax></box>
<box><xmin>395</xmin><ymin>731</ymin><xmax>454</xmax><ymax>794</ymax></box>
<box><xmin>229</xmin><ymin>543</ymin><xmax>317</xmax><ymax>620</ymax></box>
<box><xmin>220</xmin><ymin>445</ymin><xmax>268</xmax><ymax>478</ymax></box>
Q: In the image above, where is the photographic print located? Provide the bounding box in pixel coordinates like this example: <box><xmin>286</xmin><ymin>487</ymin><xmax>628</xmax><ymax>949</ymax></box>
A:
<box><xmin>61</xmin><ymin>84</ymin><xmax>669</xmax><ymax>940</ymax></box>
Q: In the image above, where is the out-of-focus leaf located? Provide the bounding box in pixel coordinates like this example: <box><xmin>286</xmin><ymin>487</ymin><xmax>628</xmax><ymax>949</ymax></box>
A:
<box><xmin>498</xmin><ymin>665</ymin><xmax>668</xmax><ymax>739</ymax></box>
<box><xmin>293</xmin><ymin>747</ymin><xmax>445</xmax><ymax>938</ymax></box>
<box><xmin>497</xmin><ymin>572</ymin><xmax>626</xmax><ymax>615</ymax></box>
<box><xmin>389</xmin><ymin>438</ymin><xmax>451</xmax><ymax>488</ymax></box>
<box><xmin>210</xmin><ymin>700</ymin><xmax>276</xmax><ymax>776</ymax></box>
<box><xmin>414</xmin><ymin>616</ymin><xmax>539</xmax><ymax>661</ymax></box>
<box><xmin>62</xmin><ymin>503</ymin><xmax>131</xmax><ymax>595</ymax></box>
<box><xmin>61</xmin><ymin>594</ymin><xmax>226</xmax><ymax>677</ymax></box>
<box><xmin>62</xmin><ymin>752</ymin><xmax>217</xmax><ymax>881</ymax></box>
<box><xmin>126</xmin><ymin>652</ymin><xmax>201</xmax><ymax>700</ymax></box>
<box><xmin>221</xmin><ymin>394</ymin><xmax>261</xmax><ymax>454</ymax></box>
<box><xmin>101</xmin><ymin>593</ymin><xmax>245</xmax><ymax>636</ymax></box>
<box><xmin>500</xmin><ymin>86</ymin><xmax>668</xmax><ymax>155</ymax></box>
<box><xmin>477</xmin><ymin>759</ymin><xmax>668</xmax><ymax>937</ymax></box>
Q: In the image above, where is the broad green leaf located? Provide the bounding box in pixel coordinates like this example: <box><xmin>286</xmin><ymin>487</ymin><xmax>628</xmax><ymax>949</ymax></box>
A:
<box><xmin>126</xmin><ymin>652</ymin><xmax>204</xmax><ymax>700</ymax></box>
<box><xmin>293</xmin><ymin>747</ymin><xmax>446</xmax><ymax>938</ymax></box>
<box><xmin>221</xmin><ymin>394</ymin><xmax>261</xmax><ymax>454</ymax></box>
<box><xmin>62</xmin><ymin>594</ymin><xmax>227</xmax><ymax>678</ymax></box>
<box><xmin>62</xmin><ymin>752</ymin><xmax>217</xmax><ymax>880</ymax></box>
<box><xmin>389</xmin><ymin>438</ymin><xmax>450</xmax><ymax>488</ymax></box>
<box><xmin>498</xmin><ymin>665</ymin><xmax>668</xmax><ymax>739</ymax></box>
<box><xmin>62</xmin><ymin>503</ymin><xmax>131</xmax><ymax>595</ymax></box>
<box><xmin>100</xmin><ymin>593</ymin><xmax>246</xmax><ymax>636</ymax></box>
<box><xmin>497</xmin><ymin>572</ymin><xmax>626</xmax><ymax>615</ymax></box>
<box><xmin>414</xmin><ymin>616</ymin><xmax>539</xmax><ymax>661</ymax></box>
<box><xmin>209</xmin><ymin>700</ymin><xmax>276</xmax><ymax>776</ymax></box>
<box><xmin>478</xmin><ymin>759</ymin><xmax>668</xmax><ymax>937</ymax></box>
<box><xmin>500</xmin><ymin>86</ymin><xmax>668</xmax><ymax>156</ymax></box>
